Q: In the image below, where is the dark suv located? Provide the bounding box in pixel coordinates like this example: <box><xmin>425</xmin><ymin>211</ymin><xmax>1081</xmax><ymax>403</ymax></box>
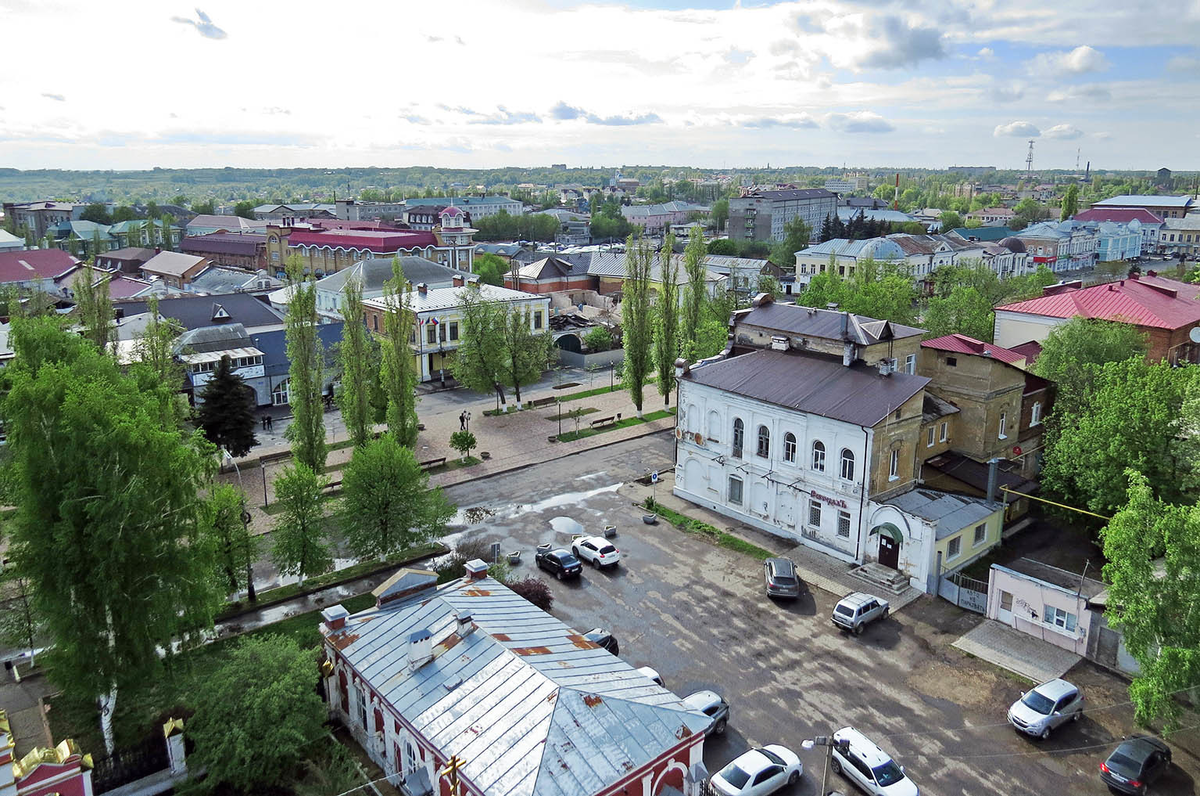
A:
<box><xmin>764</xmin><ymin>557</ymin><xmax>802</xmax><ymax>598</ymax></box>
<box><xmin>584</xmin><ymin>628</ymin><xmax>619</xmax><ymax>655</ymax></box>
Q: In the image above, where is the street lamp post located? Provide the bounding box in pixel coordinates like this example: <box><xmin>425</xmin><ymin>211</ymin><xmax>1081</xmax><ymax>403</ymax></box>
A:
<box><xmin>222</xmin><ymin>449</ymin><xmax>257</xmax><ymax>602</ymax></box>
<box><xmin>464</xmin><ymin>410</ymin><xmax>472</xmax><ymax>433</ymax></box>
<box><xmin>801</xmin><ymin>734</ymin><xmax>848</xmax><ymax>796</ymax></box>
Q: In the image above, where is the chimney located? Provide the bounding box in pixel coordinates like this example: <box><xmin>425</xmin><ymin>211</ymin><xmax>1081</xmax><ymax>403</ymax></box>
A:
<box><xmin>455</xmin><ymin>608</ymin><xmax>475</xmax><ymax>637</ymax></box>
<box><xmin>878</xmin><ymin>359</ymin><xmax>892</xmax><ymax>376</ymax></box>
<box><xmin>464</xmin><ymin>559</ymin><xmax>489</xmax><ymax>581</ymax></box>
<box><xmin>452</xmin><ymin>274</ymin><xmax>465</xmax><ymax>287</ymax></box>
<box><xmin>417</xmin><ymin>282</ymin><xmax>428</xmax><ymax>295</ymax></box>
<box><xmin>986</xmin><ymin>458</ymin><xmax>1001</xmax><ymax>503</ymax></box>
<box><xmin>1147</xmin><ymin>269</ymin><xmax>1158</xmax><ymax>278</ymax></box>
<box><xmin>770</xmin><ymin>335</ymin><xmax>789</xmax><ymax>352</ymax></box>
<box><xmin>407</xmin><ymin>629</ymin><xmax>433</xmax><ymax>671</ymax></box>
<box><xmin>321</xmin><ymin>604</ymin><xmax>349</xmax><ymax>632</ymax></box>
<box><xmin>840</xmin><ymin>311</ymin><xmax>850</xmax><ymax>341</ymax></box>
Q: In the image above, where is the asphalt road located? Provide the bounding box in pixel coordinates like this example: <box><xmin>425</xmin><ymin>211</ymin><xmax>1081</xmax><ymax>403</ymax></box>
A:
<box><xmin>442</xmin><ymin>435</ymin><xmax>1199</xmax><ymax>796</ymax></box>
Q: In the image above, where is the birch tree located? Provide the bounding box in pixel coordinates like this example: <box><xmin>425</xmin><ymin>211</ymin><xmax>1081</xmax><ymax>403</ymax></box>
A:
<box><xmin>283</xmin><ymin>256</ymin><xmax>326</xmax><ymax>472</ymax></box>
<box><xmin>452</xmin><ymin>286</ymin><xmax>508</xmax><ymax>406</ymax></box>
<box><xmin>498</xmin><ymin>303</ymin><xmax>554</xmax><ymax>408</ymax></box>
<box><xmin>74</xmin><ymin>267</ymin><xmax>115</xmax><ymax>353</ymax></box>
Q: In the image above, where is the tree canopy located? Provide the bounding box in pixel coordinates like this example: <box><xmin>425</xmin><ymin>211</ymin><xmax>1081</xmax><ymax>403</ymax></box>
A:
<box><xmin>1032</xmin><ymin>317</ymin><xmax>1149</xmax><ymax>421</ymax></box>
<box><xmin>196</xmin><ymin>355</ymin><xmax>259</xmax><ymax>457</ymax></box>
<box><xmin>473</xmin><ymin>253</ymin><xmax>509</xmax><ymax>286</ymax></box>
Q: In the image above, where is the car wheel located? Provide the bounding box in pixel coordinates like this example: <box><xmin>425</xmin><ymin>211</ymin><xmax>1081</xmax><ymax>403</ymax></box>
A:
<box><xmin>854</xmin><ymin>623</ymin><xmax>864</xmax><ymax>636</ymax></box>
<box><xmin>556</xmin><ymin>571</ymin><xmax>564</xmax><ymax>581</ymax></box>
<box><xmin>593</xmin><ymin>559</ymin><xmax>601</xmax><ymax>569</ymax></box>
<box><xmin>788</xmin><ymin>771</ymin><xmax>799</xmax><ymax>785</ymax></box>
<box><xmin>1073</xmin><ymin>710</ymin><xmax>1081</xmax><ymax>722</ymax></box>
<box><xmin>572</xmin><ymin>546</ymin><xmax>579</xmax><ymax>557</ymax></box>
<box><xmin>882</xmin><ymin>607</ymin><xmax>889</xmax><ymax>620</ymax></box>
<box><xmin>714</xmin><ymin>718</ymin><xmax>726</xmax><ymax>735</ymax></box>
<box><xmin>1040</xmin><ymin>726</ymin><xmax>1051</xmax><ymax>740</ymax></box>
<box><xmin>830</xmin><ymin>757</ymin><xmax>842</xmax><ymax>775</ymax></box>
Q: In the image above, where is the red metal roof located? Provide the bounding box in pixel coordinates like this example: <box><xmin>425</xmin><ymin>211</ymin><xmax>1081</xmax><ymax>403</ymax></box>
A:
<box><xmin>0</xmin><ymin>249</ymin><xmax>77</xmax><ymax>283</ymax></box>
<box><xmin>1009</xmin><ymin>340</ymin><xmax>1043</xmax><ymax>366</ymax></box>
<box><xmin>921</xmin><ymin>333</ymin><xmax>1026</xmax><ymax>364</ymax></box>
<box><xmin>1072</xmin><ymin>208</ymin><xmax>1163</xmax><ymax>225</ymax></box>
<box><xmin>288</xmin><ymin>228</ymin><xmax>437</xmax><ymax>252</ymax></box>
<box><xmin>996</xmin><ymin>275</ymin><xmax>1200</xmax><ymax>330</ymax></box>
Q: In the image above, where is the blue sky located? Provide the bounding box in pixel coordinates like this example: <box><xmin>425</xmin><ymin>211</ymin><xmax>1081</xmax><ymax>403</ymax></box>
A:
<box><xmin>0</xmin><ymin>0</ymin><xmax>1198</xmax><ymax>170</ymax></box>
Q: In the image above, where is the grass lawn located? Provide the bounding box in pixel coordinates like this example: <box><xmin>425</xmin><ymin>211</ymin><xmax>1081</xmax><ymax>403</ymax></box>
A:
<box><xmin>644</xmin><ymin>498</ymin><xmax>775</xmax><ymax>560</ymax></box>
<box><xmin>556</xmin><ymin>407</ymin><xmax>674</xmax><ymax>443</ymax></box>
<box><xmin>422</xmin><ymin>456</ymin><xmax>481</xmax><ymax>475</ymax></box>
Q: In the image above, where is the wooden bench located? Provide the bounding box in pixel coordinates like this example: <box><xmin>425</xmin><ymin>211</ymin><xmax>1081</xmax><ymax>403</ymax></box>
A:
<box><xmin>529</xmin><ymin>396</ymin><xmax>557</xmax><ymax>409</ymax></box>
<box><xmin>589</xmin><ymin>415</ymin><xmax>616</xmax><ymax>429</ymax></box>
<box><xmin>418</xmin><ymin>457</ymin><xmax>447</xmax><ymax>471</ymax></box>
<box><xmin>322</xmin><ymin>479</ymin><xmax>343</xmax><ymax>493</ymax></box>
<box><xmin>258</xmin><ymin>451</ymin><xmax>291</xmax><ymax>467</ymax></box>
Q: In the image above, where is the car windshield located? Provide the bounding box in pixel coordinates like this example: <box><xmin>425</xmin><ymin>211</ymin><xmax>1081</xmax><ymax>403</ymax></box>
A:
<box><xmin>872</xmin><ymin>761</ymin><xmax>905</xmax><ymax>786</ymax></box>
<box><xmin>1105</xmin><ymin>751</ymin><xmax>1142</xmax><ymax>777</ymax></box>
<box><xmin>759</xmin><ymin>748</ymin><xmax>785</xmax><ymax>766</ymax></box>
<box><xmin>1021</xmin><ymin>690</ymin><xmax>1056</xmax><ymax>714</ymax></box>
<box><xmin>718</xmin><ymin>764</ymin><xmax>752</xmax><ymax>789</ymax></box>
<box><xmin>836</xmin><ymin>604</ymin><xmax>855</xmax><ymax>617</ymax></box>
<box><xmin>600</xmin><ymin>545</ymin><xmax>616</xmax><ymax>554</ymax></box>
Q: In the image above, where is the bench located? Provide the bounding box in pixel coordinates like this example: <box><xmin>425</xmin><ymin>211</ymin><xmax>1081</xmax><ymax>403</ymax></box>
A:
<box><xmin>322</xmin><ymin>479</ymin><xmax>343</xmax><ymax>493</ymax></box>
<box><xmin>418</xmin><ymin>457</ymin><xmax>447</xmax><ymax>471</ymax></box>
<box><xmin>589</xmin><ymin>415</ymin><xmax>616</xmax><ymax>429</ymax></box>
<box><xmin>529</xmin><ymin>396</ymin><xmax>557</xmax><ymax>409</ymax></box>
<box><xmin>258</xmin><ymin>451</ymin><xmax>291</xmax><ymax>467</ymax></box>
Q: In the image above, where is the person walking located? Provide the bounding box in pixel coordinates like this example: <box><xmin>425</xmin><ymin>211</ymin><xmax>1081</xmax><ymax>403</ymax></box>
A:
<box><xmin>459</xmin><ymin>411</ymin><xmax>466</xmax><ymax>430</ymax></box>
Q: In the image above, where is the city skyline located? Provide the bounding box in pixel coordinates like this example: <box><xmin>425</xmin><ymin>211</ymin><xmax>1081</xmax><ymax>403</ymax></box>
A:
<box><xmin>1</xmin><ymin>0</ymin><xmax>1198</xmax><ymax>171</ymax></box>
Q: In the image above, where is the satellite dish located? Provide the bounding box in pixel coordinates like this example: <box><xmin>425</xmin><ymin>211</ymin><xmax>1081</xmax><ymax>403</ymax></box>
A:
<box><xmin>1190</xmin><ymin>327</ymin><xmax>1200</xmax><ymax>344</ymax></box>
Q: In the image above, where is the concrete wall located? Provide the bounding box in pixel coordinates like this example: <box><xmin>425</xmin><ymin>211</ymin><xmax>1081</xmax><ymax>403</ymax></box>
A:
<box><xmin>557</xmin><ymin>347</ymin><xmax>625</xmax><ymax>369</ymax></box>
<box><xmin>986</xmin><ymin>565</ymin><xmax>1092</xmax><ymax>655</ymax></box>
<box><xmin>992</xmin><ymin>310</ymin><xmax>1064</xmax><ymax>348</ymax></box>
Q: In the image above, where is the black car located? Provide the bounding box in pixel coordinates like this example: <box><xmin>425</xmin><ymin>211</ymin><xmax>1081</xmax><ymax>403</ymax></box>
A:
<box><xmin>535</xmin><ymin>546</ymin><xmax>582</xmax><ymax>580</ymax></box>
<box><xmin>584</xmin><ymin>628</ymin><xmax>619</xmax><ymax>655</ymax></box>
<box><xmin>1100</xmin><ymin>736</ymin><xmax>1172</xmax><ymax>794</ymax></box>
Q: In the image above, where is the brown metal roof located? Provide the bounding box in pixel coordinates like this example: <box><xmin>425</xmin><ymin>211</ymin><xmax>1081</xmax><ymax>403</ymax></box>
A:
<box><xmin>683</xmin><ymin>348</ymin><xmax>929</xmax><ymax>427</ymax></box>
<box><xmin>738</xmin><ymin>302</ymin><xmax>925</xmax><ymax>345</ymax></box>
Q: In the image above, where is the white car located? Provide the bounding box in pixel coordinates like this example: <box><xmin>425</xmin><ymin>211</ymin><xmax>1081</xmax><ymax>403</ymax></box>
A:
<box><xmin>831</xmin><ymin>727</ymin><xmax>918</xmax><ymax>796</ymax></box>
<box><xmin>710</xmin><ymin>745</ymin><xmax>802</xmax><ymax>796</ymax></box>
<box><xmin>572</xmin><ymin>535</ymin><xmax>621</xmax><ymax>569</ymax></box>
<box><xmin>635</xmin><ymin>666</ymin><xmax>663</xmax><ymax>686</ymax></box>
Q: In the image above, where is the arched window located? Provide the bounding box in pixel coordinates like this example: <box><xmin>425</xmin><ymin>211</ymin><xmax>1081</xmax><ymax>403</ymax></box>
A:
<box><xmin>272</xmin><ymin>378</ymin><xmax>290</xmax><ymax>406</ymax></box>
<box><xmin>812</xmin><ymin>441</ymin><xmax>826</xmax><ymax>471</ymax></box>
<box><xmin>756</xmin><ymin>425</ymin><xmax>770</xmax><ymax>458</ymax></box>
<box><xmin>840</xmin><ymin>449</ymin><xmax>855</xmax><ymax>480</ymax></box>
<box><xmin>783</xmin><ymin>433</ymin><xmax>797</xmax><ymax>463</ymax></box>
<box><xmin>732</xmin><ymin>418</ymin><xmax>744</xmax><ymax>458</ymax></box>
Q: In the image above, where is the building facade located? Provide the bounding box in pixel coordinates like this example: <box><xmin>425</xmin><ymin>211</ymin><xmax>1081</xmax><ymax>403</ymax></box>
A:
<box><xmin>729</xmin><ymin>188</ymin><xmax>836</xmax><ymax>242</ymax></box>
<box><xmin>2</xmin><ymin>202</ymin><xmax>82</xmax><ymax>240</ymax></box>
<box><xmin>180</xmin><ymin>232</ymin><xmax>268</xmax><ymax>270</ymax></box>
<box><xmin>403</xmin><ymin>195</ymin><xmax>525</xmax><ymax>220</ymax></box>
<box><xmin>1090</xmin><ymin>194</ymin><xmax>1194</xmax><ymax>220</ymax></box>
<box><xmin>1158</xmin><ymin>215</ymin><xmax>1200</xmax><ymax>258</ymax></box>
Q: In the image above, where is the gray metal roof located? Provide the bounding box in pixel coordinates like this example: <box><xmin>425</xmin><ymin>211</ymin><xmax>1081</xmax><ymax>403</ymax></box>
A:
<box><xmin>738</xmin><ymin>302</ymin><xmax>925</xmax><ymax>345</ymax></box>
<box><xmin>318</xmin><ymin>257</ymin><xmax>461</xmax><ymax>295</ymax></box>
<box><xmin>995</xmin><ymin>558</ymin><xmax>1106</xmax><ymax>598</ymax></box>
<box><xmin>684</xmin><ymin>348</ymin><xmax>929</xmax><ymax>427</ymax></box>
<box><xmin>881</xmin><ymin>488</ymin><xmax>1002</xmax><ymax>540</ymax></box>
<box><xmin>330</xmin><ymin>575</ymin><xmax>709</xmax><ymax>796</ymax></box>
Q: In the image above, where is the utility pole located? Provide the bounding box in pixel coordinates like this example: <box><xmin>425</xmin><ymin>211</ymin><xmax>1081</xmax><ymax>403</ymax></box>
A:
<box><xmin>1025</xmin><ymin>140</ymin><xmax>1035</xmax><ymax>179</ymax></box>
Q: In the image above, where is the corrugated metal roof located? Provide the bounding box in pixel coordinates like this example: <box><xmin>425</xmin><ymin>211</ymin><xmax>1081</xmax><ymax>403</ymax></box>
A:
<box><xmin>684</xmin><ymin>348</ymin><xmax>928</xmax><ymax>427</ymax></box>
<box><xmin>329</xmin><ymin>576</ymin><xmax>708</xmax><ymax>796</ymax></box>
<box><xmin>738</xmin><ymin>302</ymin><xmax>925</xmax><ymax>345</ymax></box>
<box><xmin>921</xmin><ymin>334</ymin><xmax>1026</xmax><ymax>365</ymax></box>
<box><xmin>1093</xmin><ymin>194</ymin><xmax>1193</xmax><ymax>208</ymax></box>
<box><xmin>882</xmin><ymin>487</ymin><xmax>1002</xmax><ymax>540</ymax></box>
<box><xmin>995</xmin><ymin>275</ymin><xmax>1200</xmax><ymax>329</ymax></box>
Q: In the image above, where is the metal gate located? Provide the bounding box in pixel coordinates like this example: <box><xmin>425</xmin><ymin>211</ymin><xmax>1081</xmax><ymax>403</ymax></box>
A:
<box><xmin>939</xmin><ymin>570</ymin><xmax>989</xmax><ymax>614</ymax></box>
<box><xmin>92</xmin><ymin>734</ymin><xmax>169</xmax><ymax>794</ymax></box>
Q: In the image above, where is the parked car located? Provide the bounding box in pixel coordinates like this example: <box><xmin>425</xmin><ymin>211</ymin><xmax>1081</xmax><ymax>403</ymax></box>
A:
<box><xmin>584</xmin><ymin>628</ymin><xmax>619</xmax><ymax>655</ymax></box>
<box><xmin>1007</xmin><ymin>678</ymin><xmax>1083</xmax><ymax>739</ymax></box>
<box><xmin>710</xmin><ymin>745</ymin><xmax>802</xmax><ymax>796</ymax></box>
<box><xmin>572</xmin><ymin>535</ymin><xmax>621</xmax><ymax>569</ymax></box>
<box><xmin>636</xmin><ymin>666</ymin><xmax>663</xmax><ymax>686</ymax></box>
<box><xmin>535</xmin><ymin>546</ymin><xmax>582</xmax><ymax>580</ymax></box>
<box><xmin>831</xmin><ymin>593</ymin><xmax>889</xmax><ymax>635</ymax></box>
<box><xmin>682</xmin><ymin>690</ymin><xmax>729</xmax><ymax>735</ymax></box>
<box><xmin>830</xmin><ymin>727</ymin><xmax>918</xmax><ymax>796</ymax></box>
<box><xmin>764</xmin><ymin>557</ymin><xmax>802</xmax><ymax>599</ymax></box>
<box><xmin>1100</xmin><ymin>736</ymin><xmax>1172</xmax><ymax>794</ymax></box>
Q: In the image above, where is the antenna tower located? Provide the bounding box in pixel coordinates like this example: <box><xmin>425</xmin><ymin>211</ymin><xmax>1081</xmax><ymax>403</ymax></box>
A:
<box><xmin>1025</xmin><ymin>140</ymin><xmax>1035</xmax><ymax>177</ymax></box>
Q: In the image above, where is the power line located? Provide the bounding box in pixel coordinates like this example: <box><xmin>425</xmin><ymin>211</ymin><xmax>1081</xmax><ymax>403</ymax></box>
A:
<box><xmin>940</xmin><ymin>722</ymin><xmax>1200</xmax><ymax>761</ymax></box>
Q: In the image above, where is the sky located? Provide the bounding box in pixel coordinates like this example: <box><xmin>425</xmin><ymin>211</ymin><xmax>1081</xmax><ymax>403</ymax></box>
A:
<box><xmin>2</xmin><ymin>0</ymin><xmax>1199</xmax><ymax>171</ymax></box>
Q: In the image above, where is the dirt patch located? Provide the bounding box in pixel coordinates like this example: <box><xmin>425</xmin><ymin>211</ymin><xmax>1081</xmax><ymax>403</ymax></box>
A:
<box><xmin>908</xmin><ymin>657</ymin><xmax>1006</xmax><ymax>710</ymax></box>
<box><xmin>462</xmin><ymin>506</ymin><xmax>496</xmax><ymax>523</ymax></box>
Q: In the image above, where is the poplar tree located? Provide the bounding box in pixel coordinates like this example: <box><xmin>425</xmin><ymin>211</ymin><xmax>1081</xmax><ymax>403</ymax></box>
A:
<box><xmin>653</xmin><ymin>234</ymin><xmax>680</xmax><ymax>406</ymax></box>
<box><xmin>283</xmin><ymin>256</ymin><xmax>327</xmax><ymax>472</ymax></box>
<box><xmin>380</xmin><ymin>259</ymin><xmax>419</xmax><ymax>445</ymax></box>
<box><xmin>622</xmin><ymin>234</ymin><xmax>654</xmax><ymax>418</ymax></box>
<box><xmin>336</xmin><ymin>276</ymin><xmax>376</xmax><ymax>448</ymax></box>
<box><xmin>679</xmin><ymin>225</ymin><xmax>708</xmax><ymax>362</ymax></box>
<box><xmin>133</xmin><ymin>295</ymin><xmax>183</xmax><ymax>385</ymax></box>
<box><xmin>201</xmin><ymin>483</ymin><xmax>258</xmax><ymax>596</ymax></box>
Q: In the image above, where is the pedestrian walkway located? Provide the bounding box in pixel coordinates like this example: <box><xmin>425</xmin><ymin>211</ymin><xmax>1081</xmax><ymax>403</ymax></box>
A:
<box><xmin>952</xmin><ymin>618</ymin><xmax>1081</xmax><ymax>683</ymax></box>
<box><xmin>0</xmin><ymin>674</ymin><xmax>54</xmax><ymax>756</ymax></box>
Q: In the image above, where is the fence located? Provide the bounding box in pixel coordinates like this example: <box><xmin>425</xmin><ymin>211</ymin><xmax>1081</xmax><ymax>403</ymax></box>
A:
<box><xmin>939</xmin><ymin>570</ymin><xmax>989</xmax><ymax>614</ymax></box>
<box><xmin>92</xmin><ymin>734</ymin><xmax>170</xmax><ymax>794</ymax></box>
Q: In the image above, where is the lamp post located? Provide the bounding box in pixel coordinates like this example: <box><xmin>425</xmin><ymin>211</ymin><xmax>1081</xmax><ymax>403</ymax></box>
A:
<box><xmin>802</xmin><ymin>734</ymin><xmax>848</xmax><ymax>796</ymax></box>
<box><xmin>464</xmin><ymin>410</ymin><xmax>472</xmax><ymax>433</ymax></box>
<box><xmin>222</xmin><ymin>449</ymin><xmax>257</xmax><ymax>602</ymax></box>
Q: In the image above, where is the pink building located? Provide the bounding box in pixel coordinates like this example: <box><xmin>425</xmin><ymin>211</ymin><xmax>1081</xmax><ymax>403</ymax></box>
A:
<box><xmin>986</xmin><ymin>558</ymin><xmax>1105</xmax><ymax>655</ymax></box>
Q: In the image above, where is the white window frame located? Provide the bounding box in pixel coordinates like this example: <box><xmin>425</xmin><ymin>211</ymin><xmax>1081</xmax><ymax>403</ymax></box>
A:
<box><xmin>927</xmin><ymin>427</ymin><xmax>935</xmax><ymax>448</ymax></box>
<box><xmin>728</xmin><ymin>476</ymin><xmax>743</xmax><ymax>506</ymax></box>
<box><xmin>889</xmin><ymin>449</ymin><xmax>899</xmax><ymax>481</ymax></box>
<box><xmin>837</xmin><ymin>510</ymin><xmax>851</xmax><ymax>538</ymax></box>
<box><xmin>905</xmin><ymin>353</ymin><xmax>916</xmax><ymax>374</ymax></box>
<box><xmin>973</xmin><ymin>522</ymin><xmax>987</xmax><ymax>546</ymax></box>
<box><xmin>783</xmin><ymin>432</ymin><xmax>797</xmax><ymax>463</ymax></box>
<box><xmin>1030</xmin><ymin>401</ymin><xmax>1042</xmax><ymax>426</ymax></box>
<box><xmin>812</xmin><ymin>441</ymin><xmax>826</xmax><ymax>472</ymax></box>
<box><xmin>840</xmin><ymin>448</ymin><xmax>855</xmax><ymax>481</ymax></box>
<box><xmin>998</xmin><ymin>411</ymin><xmax>1008</xmax><ymax>440</ymax></box>
<box><xmin>808</xmin><ymin>499</ymin><xmax>822</xmax><ymax>528</ymax></box>
<box><xmin>939</xmin><ymin>422</ymin><xmax>948</xmax><ymax>443</ymax></box>
<box><xmin>1043</xmin><ymin>605</ymin><xmax>1078</xmax><ymax>632</ymax></box>
<box><xmin>947</xmin><ymin>535</ymin><xmax>961</xmax><ymax>560</ymax></box>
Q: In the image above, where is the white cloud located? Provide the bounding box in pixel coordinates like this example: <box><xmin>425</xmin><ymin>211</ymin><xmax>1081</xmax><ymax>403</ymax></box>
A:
<box><xmin>1044</xmin><ymin>123</ymin><xmax>1084</xmax><ymax>140</ymax></box>
<box><xmin>1027</xmin><ymin>45</ymin><xmax>1109</xmax><ymax>75</ymax></box>
<box><xmin>994</xmin><ymin>121</ymin><xmax>1041</xmax><ymax>137</ymax></box>
<box><xmin>1167</xmin><ymin>55</ymin><xmax>1200</xmax><ymax>72</ymax></box>
<box><xmin>825</xmin><ymin>111</ymin><xmax>895</xmax><ymax>133</ymax></box>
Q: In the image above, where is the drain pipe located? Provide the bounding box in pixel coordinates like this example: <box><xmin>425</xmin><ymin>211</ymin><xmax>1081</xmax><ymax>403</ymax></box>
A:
<box><xmin>986</xmin><ymin>457</ymin><xmax>1000</xmax><ymax>503</ymax></box>
<box><xmin>855</xmin><ymin>425</ymin><xmax>869</xmax><ymax>563</ymax></box>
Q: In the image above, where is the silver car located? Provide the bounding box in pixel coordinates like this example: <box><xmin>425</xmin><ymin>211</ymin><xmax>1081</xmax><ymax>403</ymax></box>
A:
<box><xmin>683</xmin><ymin>689</ymin><xmax>730</xmax><ymax>735</ymax></box>
<box><xmin>764</xmin><ymin>557</ymin><xmax>802</xmax><ymax>598</ymax></box>
<box><xmin>832</xmin><ymin>592</ymin><xmax>889</xmax><ymax>635</ymax></box>
<box><xmin>1007</xmin><ymin>678</ymin><xmax>1083</xmax><ymax>739</ymax></box>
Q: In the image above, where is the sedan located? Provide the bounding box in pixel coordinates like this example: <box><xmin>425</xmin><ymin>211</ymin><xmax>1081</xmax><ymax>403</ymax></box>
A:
<box><xmin>1100</xmin><ymin>736</ymin><xmax>1172</xmax><ymax>794</ymax></box>
<box><xmin>710</xmin><ymin>745</ymin><xmax>802</xmax><ymax>796</ymax></box>
<box><xmin>535</xmin><ymin>547</ymin><xmax>582</xmax><ymax>580</ymax></box>
<box><xmin>572</xmin><ymin>535</ymin><xmax>621</xmax><ymax>569</ymax></box>
<box><xmin>1007</xmin><ymin>678</ymin><xmax>1083</xmax><ymax>739</ymax></box>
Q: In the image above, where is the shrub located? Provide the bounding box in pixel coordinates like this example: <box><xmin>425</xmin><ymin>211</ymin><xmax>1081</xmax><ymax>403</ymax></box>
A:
<box><xmin>584</xmin><ymin>326</ymin><xmax>613</xmax><ymax>353</ymax></box>
<box><xmin>508</xmin><ymin>576</ymin><xmax>554</xmax><ymax>611</ymax></box>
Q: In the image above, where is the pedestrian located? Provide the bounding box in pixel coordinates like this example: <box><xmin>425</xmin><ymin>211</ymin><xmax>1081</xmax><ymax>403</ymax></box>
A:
<box><xmin>267</xmin><ymin>415</ymin><xmax>274</xmax><ymax>431</ymax></box>
<box><xmin>459</xmin><ymin>411</ymin><xmax>466</xmax><ymax>430</ymax></box>
<box><xmin>261</xmin><ymin>415</ymin><xmax>268</xmax><ymax>431</ymax></box>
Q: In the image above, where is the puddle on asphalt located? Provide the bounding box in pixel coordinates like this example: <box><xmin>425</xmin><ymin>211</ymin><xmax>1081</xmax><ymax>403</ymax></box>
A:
<box><xmin>448</xmin><ymin>482</ymin><xmax>622</xmax><ymax>528</ymax></box>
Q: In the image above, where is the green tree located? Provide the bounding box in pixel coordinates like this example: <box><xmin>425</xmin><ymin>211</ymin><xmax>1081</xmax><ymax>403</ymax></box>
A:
<box><xmin>679</xmin><ymin>226</ymin><xmax>709</xmax><ymax>361</ymax></box>
<box><xmin>921</xmin><ymin>285</ymin><xmax>995</xmax><ymax>341</ymax></box>
<box><xmin>711</xmin><ymin>199</ymin><xmax>729</xmax><ymax>232</ymax></box>
<box><xmin>283</xmin><ymin>256</ymin><xmax>327</xmax><ymax>472</ymax></box>
<box><xmin>707</xmin><ymin>239</ymin><xmax>738</xmax><ymax>256</ymax></box>
<box><xmin>499</xmin><ymin>304</ymin><xmax>554</xmax><ymax>407</ymax></box>
<box><xmin>1033</xmin><ymin>318</ymin><xmax>1149</xmax><ymax>421</ymax></box>
<box><xmin>338</xmin><ymin>435</ymin><xmax>454</xmax><ymax>561</ymax></box>
<box><xmin>133</xmin><ymin>295</ymin><xmax>183</xmax><ymax>385</ymax></box>
<box><xmin>191</xmin><ymin>199</ymin><xmax>216</xmax><ymax>215</ymax></box>
<box><xmin>1060</xmin><ymin>183</ymin><xmax>1079</xmax><ymax>221</ymax></box>
<box><xmin>271</xmin><ymin>463</ymin><xmax>331</xmax><ymax>583</ymax></box>
<box><xmin>233</xmin><ymin>200</ymin><xmax>256</xmax><ymax>219</ymax></box>
<box><xmin>652</xmin><ymin>235</ymin><xmax>680</xmax><ymax>406</ymax></box>
<box><xmin>769</xmin><ymin>217</ymin><xmax>812</xmax><ymax>268</ymax></box>
<box><xmin>452</xmin><ymin>286</ymin><xmax>508</xmax><ymax>405</ymax></box>
<box><xmin>473</xmin><ymin>253</ymin><xmax>509</xmax><ymax>287</ymax></box>
<box><xmin>938</xmin><ymin>211</ymin><xmax>964</xmax><ymax>231</ymax></box>
<box><xmin>160</xmin><ymin>214</ymin><xmax>175</xmax><ymax>251</ymax></box>
<box><xmin>89</xmin><ymin>229</ymin><xmax>104</xmax><ymax>262</ymax></box>
<box><xmin>196</xmin><ymin>355</ymin><xmax>259</xmax><ymax>457</ymax></box>
<box><xmin>1041</xmin><ymin>359</ymin><xmax>1195</xmax><ymax>518</ymax></box>
<box><xmin>584</xmin><ymin>325</ymin><xmax>613</xmax><ymax>352</ymax></box>
<box><xmin>380</xmin><ymin>264</ymin><xmax>419</xmax><ymax>444</ymax></box>
<box><xmin>73</xmin><ymin>267</ymin><xmax>115</xmax><ymax>353</ymax></box>
<box><xmin>0</xmin><ymin>572</ymin><xmax>45</xmax><ymax>668</ymax></box>
<box><xmin>187</xmin><ymin>634</ymin><xmax>328</xmax><ymax>793</ymax></box>
<box><xmin>111</xmin><ymin>205</ymin><xmax>138</xmax><ymax>223</ymax></box>
<box><xmin>756</xmin><ymin>272</ymin><xmax>784</xmax><ymax>297</ymax></box>
<box><xmin>3</xmin><ymin>318</ymin><xmax>222</xmax><ymax>752</ymax></box>
<box><xmin>1011</xmin><ymin>198</ymin><xmax>1048</xmax><ymax>230</ymax></box>
<box><xmin>201</xmin><ymin>483</ymin><xmax>257</xmax><ymax>596</ymax></box>
<box><xmin>1100</xmin><ymin>471</ymin><xmax>1200</xmax><ymax>729</ymax></box>
<box><xmin>336</xmin><ymin>277</ymin><xmax>377</xmax><ymax>448</ymax></box>
<box><xmin>79</xmin><ymin>203</ymin><xmax>112</xmax><ymax>225</ymax></box>
<box><xmin>450</xmin><ymin>430</ymin><xmax>477</xmax><ymax>460</ymax></box>
<box><xmin>622</xmin><ymin>235</ymin><xmax>654</xmax><ymax>418</ymax></box>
